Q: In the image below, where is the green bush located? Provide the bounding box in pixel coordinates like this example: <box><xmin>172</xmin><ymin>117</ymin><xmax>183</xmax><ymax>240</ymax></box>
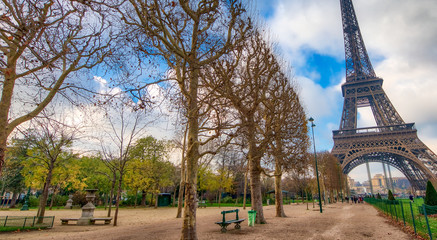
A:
<box><xmin>388</xmin><ymin>190</ymin><xmax>395</xmax><ymax>201</ymax></box>
<box><xmin>425</xmin><ymin>180</ymin><xmax>437</xmax><ymax>206</ymax></box>
<box><xmin>28</xmin><ymin>196</ymin><xmax>39</xmax><ymax>207</ymax></box>
<box><xmin>48</xmin><ymin>194</ymin><xmax>69</xmax><ymax>207</ymax></box>
<box><xmin>221</xmin><ymin>196</ymin><xmax>234</xmax><ymax>204</ymax></box>
<box><xmin>121</xmin><ymin>193</ymin><xmax>143</xmax><ymax>206</ymax></box>
<box><xmin>376</xmin><ymin>193</ymin><xmax>382</xmax><ymax>199</ymax></box>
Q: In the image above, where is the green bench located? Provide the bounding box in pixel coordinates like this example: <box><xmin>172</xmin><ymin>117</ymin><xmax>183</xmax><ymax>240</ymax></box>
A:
<box><xmin>198</xmin><ymin>200</ymin><xmax>207</xmax><ymax>208</ymax></box>
<box><xmin>215</xmin><ymin>209</ymin><xmax>245</xmax><ymax>233</ymax></box>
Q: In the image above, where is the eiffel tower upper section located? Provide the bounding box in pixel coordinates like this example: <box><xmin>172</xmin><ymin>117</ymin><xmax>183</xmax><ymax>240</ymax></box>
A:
<box><xmin>333</xmin><ymin>0</ymin><xmax>437</xmax><ymax>191</ymax></box>
<box><xmin>338</xmin><ymin>0</ymin><xmax>404</xmax><ymax>130</ymax></box>
<box><xmin>341</xmin><ymin>0</ymin><xmax>376</xmax><ymax>82</ymax></box>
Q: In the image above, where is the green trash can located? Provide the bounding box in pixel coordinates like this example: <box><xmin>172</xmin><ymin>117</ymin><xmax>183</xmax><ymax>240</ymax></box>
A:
<box><xmin>248</xmin><ymin>210</ymin><xmax>256</xmax><ymax>226</ymax></box>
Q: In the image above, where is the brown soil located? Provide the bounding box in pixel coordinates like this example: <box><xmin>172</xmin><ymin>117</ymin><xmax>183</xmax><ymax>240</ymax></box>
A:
<box><xmin>0</xmin><ymin>202</ymin><xmax>413</xmax><ymax>240</ymax></box>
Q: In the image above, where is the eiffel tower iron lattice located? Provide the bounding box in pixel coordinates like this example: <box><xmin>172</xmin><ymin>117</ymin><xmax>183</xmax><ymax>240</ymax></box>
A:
<box><xmin>332</xmin><ymin>0</ymin><xmax>437</xmax><ymax>191</ymax></box>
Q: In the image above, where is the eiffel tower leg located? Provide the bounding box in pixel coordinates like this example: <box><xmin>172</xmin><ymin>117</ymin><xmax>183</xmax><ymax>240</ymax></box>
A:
<box><xmin>366</xmin><ymin>160</ymin><xmax>374</xmax><ymax>195</ymax></box>
<box><xmin>387</xmin><ymin>165</ymin><xmax>395</xmax><ymax>194</ymax></box>
<box><xmin>382</xmin><ymin>163</ymin><xmax>389</xmax><ymax>193</ymax></box>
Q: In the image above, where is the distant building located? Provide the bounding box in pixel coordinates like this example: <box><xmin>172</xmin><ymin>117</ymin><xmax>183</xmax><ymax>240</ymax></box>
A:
<box><xmin>348</xmin><ymin>174</ymin><xmax>410</xmax><ymax>195</ymax></box>
<box><xmin>371</xmin><ymin>174</ymin><xmax>387</xmax><ymax>188</ymax></box>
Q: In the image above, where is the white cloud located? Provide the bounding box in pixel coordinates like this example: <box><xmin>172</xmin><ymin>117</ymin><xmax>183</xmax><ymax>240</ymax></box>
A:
<box><xmin>263</xmin><ymin>0</ymin><xmax>437</xmax><ymax>153</ymax></box>
<box><xmin>267</xmin><ymin>0</ymin><xmax>344</xmax><ymax>67</ymax></box>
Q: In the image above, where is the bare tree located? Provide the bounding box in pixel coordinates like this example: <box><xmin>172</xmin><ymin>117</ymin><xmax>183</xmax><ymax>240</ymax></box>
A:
<box><xmin>206</xmin><ymin>29</ymin><xmax>281</xmax><ymax>223</ymax></box>
<box><xmin>0</xmin><ymin>0</ymin><xmax>114</xmax><ymax>175</ymax></box>
<box><xmin>263</xmin><ymin>71</ymin><xmax>309</xmax><ymax>217</ymax></box>
<box><xmin>95</xmin><ymin>99</ymin><xmax>150</xmax><ymax>226</ymax></box>
<box><xmin>111</xmin><ymin>1</ymin><xmax>250</xmax><ymax>238</ymax></box>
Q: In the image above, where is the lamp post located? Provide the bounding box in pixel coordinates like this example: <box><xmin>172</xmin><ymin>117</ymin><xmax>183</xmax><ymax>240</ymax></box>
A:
<box><xmin>20</xmin><ymin>187</ymin><xmax>31</xmax><ymax>211</ymax></box>
<box><xmin>309</xmin><ymin>117</ymin><xmax>323</xmax><ymax>213</ymax></box>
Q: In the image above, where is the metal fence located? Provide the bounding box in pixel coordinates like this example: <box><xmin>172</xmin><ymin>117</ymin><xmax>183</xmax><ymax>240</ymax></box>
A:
<box><xmin>0</xmin><ymin>216</ymin><xmax>55</xmax><ymax>229</ymax></box>
<box><xmin>365</xmin><ymin>198</ymin><xmax>435</xmax><ymax>240</ymax></box>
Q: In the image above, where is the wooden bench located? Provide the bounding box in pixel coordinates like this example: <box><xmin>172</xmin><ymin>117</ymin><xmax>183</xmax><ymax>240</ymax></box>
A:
<box><xmin>90</xmin><ymin>217</ymin><xmax>112</xmax><ymax>225</ymax></box>
<box><xmin>60</xmin><ymin>218</ymin><xmax>78</xmax><ymax>225</ymax></box>
<box><xmin>215</xmin><ymin>209</ymin><xmax>245</xmax><ymax>233</ymax></box>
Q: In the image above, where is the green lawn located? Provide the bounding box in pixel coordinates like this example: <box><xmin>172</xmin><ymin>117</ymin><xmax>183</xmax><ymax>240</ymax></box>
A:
<box><xmin>0</xmin><ymin>226</ymin><xmax>46</xmax><ymax>232</ymax></box>
<box><xmin>366</xmin><ymin>198</ymin><xmax>436</xmax><ymax>240</ymax></box>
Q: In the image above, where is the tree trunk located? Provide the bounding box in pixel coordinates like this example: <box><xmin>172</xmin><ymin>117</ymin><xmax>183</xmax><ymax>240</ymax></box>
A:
<box><xmin>134</xmin><ymin>189</ymin><xmax>138</xmax><ymax>208</ymax></box>
<box><xmin>113</xmin><ymin>173</ymin><xmax>123</xmax><ymax>226</ymax></box>
<box><xmin>104</xmin><ymin>193</ymin><xmax>108</xmax><ymax>210</ymax></box>
<box><xmin>49</xmin><ymin>193</ymin><xmax>55</xmax><ymax>210</ymax></box>
<box><xmin>243</xmin><ymin>168</ymin><xmax>248</xmax><ymax>210</ymax></box>
<box><xmin>305</xmin><ymin>190</ymin><xmax>309</xmax><ymax>210</ymax></box>
<box><xmin>107</xmin><ymin>172</ymin><xmax>116</xmax><ymax>217</ymax></box>
<box><xmin>154</xmin><ymin>190</ymin><xmax>158</xmax><ymax>209</ymax></box>
<box><xmin>9</xmin><ymin>192</ymin><xmax>18</xmax><ymax>208</ymax></box>
<box><xmin>49</xmin><ymin>185</ymin><xmax>58</xmax><ymax>210</ymax></box>
<box><xmin>37</xmin><ymin>166</ymin><xmax>53</xmax><ymax>223</ymax></box>
<box><xmin>173</xmin><ymin>187</ymin><xmax>177</xmax><ymax>207</ymax></box>
<box><xmin>180</xmin><ymin>65</ymin><xmax>200</xmax><ymax>240</ymax></box>
<box><xmin>141</xmin><ymin>190</ymin><xmax>147</xmax><ymax>207</ymax></box>
<box><xmin>150</xmin><ymin>193</ymin><xmax>154</xmax><ymax>207</ymax></box>
<box><xmin>249</xmin><ymin>155</ymin><xmax>266</xmax><ymax>224</ymax></box>
<box><xmin>0</xmin><ymin>144</ymin><xmax>5</xmax><ymax>177</ymax></box>
<box><xmin>218</xmin><ymin>189</ymin><xmax>223</xmax><ymax>208</ymax></box>
<box><xmin>177</xmin><ymin>125</ymin><xmax>188</xmax><ymax>218</ymax></box>
<box><xmin>274</xmin><ymin>169</ymin><xmax>286</xmax><ymax>217</ymax></box>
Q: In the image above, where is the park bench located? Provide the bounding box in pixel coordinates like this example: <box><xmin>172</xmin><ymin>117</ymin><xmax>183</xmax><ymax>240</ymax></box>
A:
<box><xmin>60</xmin><ymin>218</ymin><xmax>79</xmax><ymax>225</ymax></box>
<box><xmin>198</xmin><ymin>200</ymin><xmax>207</xmax><ymax>208</ymax></box>
<box><xmin>60</xmin><ymin>217</ymin><xmax>112</xmax><ymax>225</ymax></box>
<box><xmin>90</xmin><ymin>217</ymin><xmax>112</xmax><ymax>225</ymax></box>
<box><xmin>215</xmin><ymin>209</ymin><xmax>245</xmax><ymax>233</ymax></box>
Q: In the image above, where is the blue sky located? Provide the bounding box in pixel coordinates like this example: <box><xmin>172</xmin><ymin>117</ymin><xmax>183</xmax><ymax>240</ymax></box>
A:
<box><xmin>255</xmin><ymin>0</ymin><xmax>437</xmax><ymax>182</ymax></box>
<box><xmin>78</xmin><ymin>0</ymin><xmax>437</xmax><ymax>184</ymax></box>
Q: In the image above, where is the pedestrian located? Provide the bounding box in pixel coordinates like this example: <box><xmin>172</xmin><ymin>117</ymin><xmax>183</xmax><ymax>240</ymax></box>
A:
<box><xmin>409</xmin><ymin>194</ymin><xmax>414</xmax><ymax>202</ymax></box>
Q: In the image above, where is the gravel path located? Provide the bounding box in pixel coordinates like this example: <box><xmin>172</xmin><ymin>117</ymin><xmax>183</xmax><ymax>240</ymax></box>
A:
<box><xmin>0</xmin><ymin>202</ymin><xmax>413</xmax><ymax>240</ymax></box>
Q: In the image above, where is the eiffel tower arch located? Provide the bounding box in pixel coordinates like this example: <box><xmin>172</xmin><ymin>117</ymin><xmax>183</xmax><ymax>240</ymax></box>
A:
<box><xmin>332</xmin><ymin>0</ymin><xmax>437</xmax><ymax>192</ymax></box>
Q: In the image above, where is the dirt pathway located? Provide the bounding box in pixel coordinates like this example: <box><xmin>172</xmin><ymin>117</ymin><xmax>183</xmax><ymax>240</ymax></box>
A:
<box><xmin>0</xmin><ymin>202</ymin><xmax>413</xmax><ymax>240</ymax></box>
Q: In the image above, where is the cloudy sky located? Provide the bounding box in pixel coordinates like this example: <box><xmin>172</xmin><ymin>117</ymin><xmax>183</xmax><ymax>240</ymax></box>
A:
<box><xmin>255</xmin><ymin>0</ymin><xmax>437</xmax><ymax>183</ymax></box>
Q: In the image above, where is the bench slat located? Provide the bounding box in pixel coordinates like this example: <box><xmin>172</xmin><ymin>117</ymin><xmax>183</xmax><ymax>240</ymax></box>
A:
<box><xmin>215</xmin><ymin>219</ymin><xmax>245</xmax><ymax>225</ymax></box>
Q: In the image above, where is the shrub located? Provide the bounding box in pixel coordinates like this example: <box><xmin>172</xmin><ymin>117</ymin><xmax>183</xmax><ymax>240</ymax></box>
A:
<box><xmin>28</xmin><ymin>196</ymin><xmax>39</xmax><ymax>207</ymax></box>
<box><xmin>72</xmin><ymin>191</ymin><xmax>88</xmax><ymax>206</ymax></box>
<box><xmin>425</xmin><ymin>181</ymin><xmax>437</xmax><ymax>206</ymax></box>
<box><xmin>121</xmin><ymin>193</ymin><xmax>143</xmax><ymax>206</ymax></box>
<box><xmin>221</xmin><ymin>196</ymin><xmax>234</xmax><ymax>204</ymax></box>
<box><xmin>388</xmin><ymin>190</ymin><xmax>395</xmax><ymax>201</ymax></box>
<box><xmin>376</xmin><ymin>193</ymin><xmax>382</xmax><ymax>199</ymax></box>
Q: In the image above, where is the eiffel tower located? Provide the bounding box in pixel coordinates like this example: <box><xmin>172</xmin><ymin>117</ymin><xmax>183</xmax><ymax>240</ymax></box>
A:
<box><xmin>332</xmin><ymin>0</ymin><xmax>437</xmax><ymax>191</ymax></box>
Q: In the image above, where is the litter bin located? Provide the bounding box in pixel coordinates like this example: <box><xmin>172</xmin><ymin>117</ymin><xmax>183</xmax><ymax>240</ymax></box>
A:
<box><xmin>248</xmin><ymin>210</ymin><xmax>256</xmax><ymax>226</ymax></box>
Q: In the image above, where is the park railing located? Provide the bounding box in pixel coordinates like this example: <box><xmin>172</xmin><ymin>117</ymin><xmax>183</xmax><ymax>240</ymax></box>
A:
<box><xmin>365</xmin><ymin>198</ymin><xmax>435</xmax><ymax>240</ymax></box>
<box><xmin>0</xmin><ymin>216</ymin><xmax>55</xmax><ymax>229</ymax></box>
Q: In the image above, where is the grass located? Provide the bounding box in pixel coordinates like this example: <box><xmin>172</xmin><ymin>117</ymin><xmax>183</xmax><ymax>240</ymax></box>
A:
<box><xmin>0</xmin><ymin>226</ymin><xmax>47</xmax><ymax>232</ymax></box>
<box><xmin>366</xmin><ymin>197</ymin><xmax>436</xmax><ymax>240</ymax></box>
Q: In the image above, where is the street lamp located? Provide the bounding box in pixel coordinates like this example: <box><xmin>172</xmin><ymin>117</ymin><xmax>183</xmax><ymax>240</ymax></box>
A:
<box><xmin>309</xmin><ymin>117</ymin><xmax>323</xmax><ymax>213</ymax></box>
<box><xmin>20</xmin><ymin>187</ymin><xmax>31</xmax><ymax>211</ymax></box>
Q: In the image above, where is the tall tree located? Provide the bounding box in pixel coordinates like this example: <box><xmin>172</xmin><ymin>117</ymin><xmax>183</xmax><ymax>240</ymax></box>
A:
<box><xmin>0</xmin><ymin>0</ymin><xmax>113</xmax><ymax>174</ymax></box>
<box><xmin>206</xmin><ymin>29</ymin><xmax>280</xmax><ymax>223</ymax></box>
<box><xmin>126</xmin><ymin>136</ymin><xmax>174</xmax><ymax>208</ymax></box>
<box><xmin>1</xmin><ymin>138</ymin><xmax>27</xmax><ymax>208</ymax></box>
<box><xmin>21</xmin><ymin>118</ymin><xmax>77</xmax><ymax>222</ymax></box>
<box><xmin>96</xmin><ymin>100</ymin><xmax>150</xmax><ymax>226</ymax></box>
<box><xmin>264</xmin><ymin>71</ymin><xmax>308</xmax><ymax>217</ymax></box>
<box><xmin>113</xmin><ymin>1</ymin><xmax>250</xmax><ymax>238</ymax></box>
